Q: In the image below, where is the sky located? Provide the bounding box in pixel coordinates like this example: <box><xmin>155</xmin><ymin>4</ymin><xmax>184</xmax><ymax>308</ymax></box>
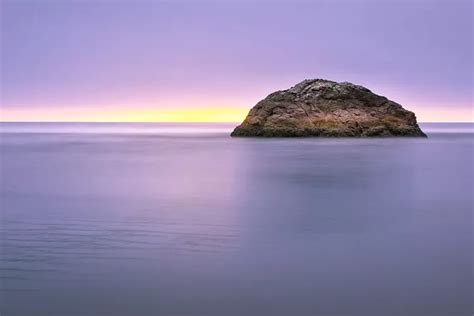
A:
<box><xmin>1</xmin><ymin>0</ymin><xmax>472</xmax><ymax>122</ymax></box>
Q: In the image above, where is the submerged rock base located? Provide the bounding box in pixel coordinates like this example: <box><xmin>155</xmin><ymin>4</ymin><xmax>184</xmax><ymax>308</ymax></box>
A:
<box><xmin>231</xmin><ymin>79</ymin><xmax>426</xmax><ymax>137</ymax></box>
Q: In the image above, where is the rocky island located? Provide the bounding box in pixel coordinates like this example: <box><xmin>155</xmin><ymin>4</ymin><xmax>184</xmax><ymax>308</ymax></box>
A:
<box><xmin>231</xmin><ymin>79</ymin><xmax>426</xmax><ymax>137</ymax></box>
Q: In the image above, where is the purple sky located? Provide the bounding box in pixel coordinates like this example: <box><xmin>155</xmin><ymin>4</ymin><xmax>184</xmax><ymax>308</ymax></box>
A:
<box><xmin>1</xmin><ymin>0</ymin><xmax>472</xmax><ymax>121</ymax></box>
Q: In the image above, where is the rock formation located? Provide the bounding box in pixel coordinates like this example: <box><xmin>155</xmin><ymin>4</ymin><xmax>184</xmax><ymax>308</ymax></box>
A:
<box><xmin>231</xmin><ymin>79</ymin><xmax>426</xmax><ymax>137</ymax></box>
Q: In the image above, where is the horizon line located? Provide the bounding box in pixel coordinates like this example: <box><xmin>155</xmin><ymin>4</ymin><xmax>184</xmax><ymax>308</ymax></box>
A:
<box><xmin>0</xmin><ymin>121</ymin><xmax>473</xmax><ymax>124</ymax></box>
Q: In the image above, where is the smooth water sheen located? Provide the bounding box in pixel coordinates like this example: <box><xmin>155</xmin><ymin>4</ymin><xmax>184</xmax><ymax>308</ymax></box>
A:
<box><xmin>0</xmin><ymin>123</ymin><xmax>472</xmax><ymax>316</ymax></box>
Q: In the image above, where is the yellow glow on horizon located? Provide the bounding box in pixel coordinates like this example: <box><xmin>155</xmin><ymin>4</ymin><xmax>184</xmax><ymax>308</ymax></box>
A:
<box><xmin>412</xmin><ymin>106</ymin><xmax>473</xmax><ymax>122</ymax></box>
<box><xmin>0</xmin><ymin>105</ymin><xmax>472</xmax><ymax>123</ymax></box>
<box><xmin>0</xmin><ymin>107</ymin><xmax>249</xmax><ymax>123</ymax></box>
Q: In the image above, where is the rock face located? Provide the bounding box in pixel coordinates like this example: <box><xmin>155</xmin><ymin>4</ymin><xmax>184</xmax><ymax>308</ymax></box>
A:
<box><xmin>231</xmin><ymin>79</ymin><xmax>426</xmax><ymax>137</ymax></box>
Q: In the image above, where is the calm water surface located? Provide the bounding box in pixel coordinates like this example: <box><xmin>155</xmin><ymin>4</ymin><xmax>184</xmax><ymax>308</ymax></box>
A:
<box><xmin>0</xmin><ymin>123</ymin><xmax>473</xmax><ymax>316</ymax></box>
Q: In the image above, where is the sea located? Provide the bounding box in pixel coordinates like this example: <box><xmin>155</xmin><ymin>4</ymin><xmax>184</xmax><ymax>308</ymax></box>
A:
<box><xmin>0</xmin><ymin>122</ymin><xmax>472</xmax><ymax>316</ymax></box>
